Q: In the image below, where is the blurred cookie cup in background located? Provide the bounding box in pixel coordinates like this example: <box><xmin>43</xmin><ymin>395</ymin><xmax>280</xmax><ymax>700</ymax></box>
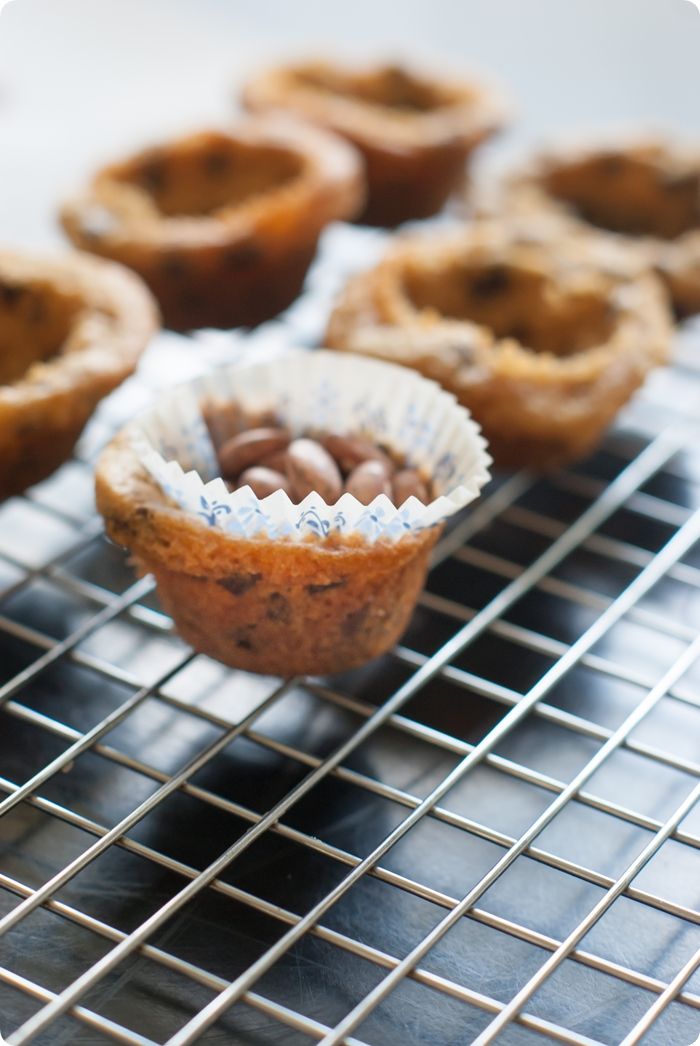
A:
<box><xmin>493</xmin><ymin>136</ymin><xmax>700</xmax><ymax>316</ymax></box>
<box><xmin>60</xmin><ymin>118</ymin><xmax>364</xmax><ymax>330</ymax></box>
<box><xmin>0</xmin><ymin>249</ymin><xmax>157</xmax><ymax>501</ymax></box>
<box><xmin>326</xmin><ymin>221</ymin><xmax>673</xmax><ymax>468</ymax></box>
<box><xmin>242</xmin><ymin>58</ymin><xmax>509</xmax><ymax>227</ymax></box>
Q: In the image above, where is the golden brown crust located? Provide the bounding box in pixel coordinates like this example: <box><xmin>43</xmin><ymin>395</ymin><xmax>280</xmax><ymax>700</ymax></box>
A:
<box><xmin>498</xmin><ymin>138</ymin><xmax>700</xmax><ymax>316</ymax></box>
<box><xmin>0</xmin><ymin>250</ymin><xmax>157</xmax><ymax>501</ymax></box>
<box><xmin>96</xmin><ymin>429</ymin><xmax>439</xmax><ymax>676</ymax></box>
<box><xmin>326</xmin><ymin>223</ymin><xmax>673</xmax><ymax>468</ymax></box>
<box><xmin>60</xmin><ymin>119</ymin><xmax>364</xmax><ymax>330</ymax></box>
<box><xmin>243</xmin><ymin>60</ymin><xmax>508</xmax><ymax>227</ymax></box>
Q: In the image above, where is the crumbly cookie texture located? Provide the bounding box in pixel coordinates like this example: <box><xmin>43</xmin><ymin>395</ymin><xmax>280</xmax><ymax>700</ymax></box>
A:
<box><xmin>496</xmin><ymin>138</ymin><xmax>700</xmax><ymax>316</ymax></box>
<box><xmin>326</xmin><ymin>222</ymin><xmax>673</xmax><ymax>468</ymax></box>
<box><xmin>243</xmin><ymin>59</ymin><xmax>508</xmax><ymax>227</ymax></box>
<box><xmin>60</xmin><ymin>119</ymin><xmax>364</xmax><ymax>330</ymax></box>
<box><xmin>0</xmin><ymin>250</ymin><xmax>157</xmax><ymax>501</ymax></box>
<box><xmin>96</xmin><ymin>428</ymin><xmax>438</xmax><ymax>677</ymax></box>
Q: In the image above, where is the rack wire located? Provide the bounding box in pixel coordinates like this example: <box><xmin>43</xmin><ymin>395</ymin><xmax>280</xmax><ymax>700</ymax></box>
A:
<box><xmin>1</xmin><ymin>230</ymin><xmax>700</xmax><ymax>1046</ymax></box>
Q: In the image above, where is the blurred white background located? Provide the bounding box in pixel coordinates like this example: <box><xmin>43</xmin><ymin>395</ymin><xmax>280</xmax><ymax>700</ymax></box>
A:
<box><xmin>0</xmin><ymin>0</ymin><xmax>697</xmax><ymax>248</ymax></box>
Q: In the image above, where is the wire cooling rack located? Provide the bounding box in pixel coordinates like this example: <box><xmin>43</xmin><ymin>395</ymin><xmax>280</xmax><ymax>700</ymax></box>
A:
<box><xmin>1</xmin><ymin>225</ymin><xmax>700</xmax><ymax>1046</ymax></box>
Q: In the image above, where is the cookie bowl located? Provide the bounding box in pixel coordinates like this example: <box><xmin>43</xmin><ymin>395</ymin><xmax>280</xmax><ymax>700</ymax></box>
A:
<box><xmin>326</xmin><ymin>222</ymin><xmax>673</xmax><ymax>467</ymax></box>
<box><xmin>0</xmin><ymin>249</ymin><xmax>157</xmax><ymax>501</ymax></box>
<box><xmin>501</xmin><ymin>137</ymin><xmax>700</xmax><ymax>316</ymax></box>
<box><xmin>60</xmin><ymin>118</ymin><xmax>364</xmax><ymax>330</ymax></box>
<box><xmin>243</xmin><ymin>58</ymin><xmax>508</xmax><ymax>227</ymax></box>
<box><xmin>96</xmin><ymin>351</ymin><xmax>490</xmax><ymax>677</ymax></box>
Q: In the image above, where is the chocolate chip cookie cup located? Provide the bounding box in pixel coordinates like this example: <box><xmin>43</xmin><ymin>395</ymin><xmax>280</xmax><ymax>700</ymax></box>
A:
<box><xmin>0</xmin><ymin>249</ymin><xmax>157</xmax><ymax>501</ymax></box>
<box><xmin>243</xmin><ymin>59</ymin><xmax>508</xmax><ymax>227</ymax></box>
<box><xmin>60</xmin><ymin>118</ymin><xmax>364</xmax><ymax>331</ymax></box>
<box><xmin>500</xmin><ymin>137</ymin><xmax>700</xmax><ymax>316</ymax></box>
<box><xmin>95</xmin><ymin>351</ymin><xmax>490</xmax><ymax>677</ymax></box>
<box><xmin>326</xmin><ymin>222</ymin><xmax>673</xmax><ymax>468</ymax></box>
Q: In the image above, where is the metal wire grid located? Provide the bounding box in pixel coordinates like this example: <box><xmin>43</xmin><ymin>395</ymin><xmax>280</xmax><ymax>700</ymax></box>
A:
<box><xmin>0</xmin><ymin>261</ymin><xmax>700</xmax><ymax>1045</ymax></box>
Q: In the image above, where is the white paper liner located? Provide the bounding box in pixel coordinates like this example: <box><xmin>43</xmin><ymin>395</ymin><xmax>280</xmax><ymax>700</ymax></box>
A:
<box><xmin>133</xmin><ymin>349</ymin><xmax>492</xmax><ymax>544</ymax></box>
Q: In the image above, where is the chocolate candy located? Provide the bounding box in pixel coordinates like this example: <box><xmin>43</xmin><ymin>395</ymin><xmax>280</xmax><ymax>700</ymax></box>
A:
<box><xmin>392</xmin><ymin>468</ymin><xmax>430</xmax><ymax>504</ymax></box>
<box><xmin>238</xmin><ymin>466</ymin><xmax>291</xmax><ymax>498</ymax></box>
<box><xmin>321</xmin><ymin>433</ymin><xmax>393</xmax><ymax>473</ymax></box>
<box><xmin>217</xmin><ymin>426</ymin><xmax>291</xmax><ymax>478</ymax></box>
<box><xmin>345</xmin><ymin>460</ymin><xmax>393</xmax><ymax>504</ymax></box>
<box><xmin>259</xmin><ymin>448</ymin><xmax>290</xmax><ymax>473</ymax></box>
<box><xmin>207</xmin><ymin>401</ymin><xmax>434</xmax><ymax>507</ymax></box>
<box><xmin>287</xmin><ymin>438</ymin><xmax>343</xmax><ymax>502</ymax></box>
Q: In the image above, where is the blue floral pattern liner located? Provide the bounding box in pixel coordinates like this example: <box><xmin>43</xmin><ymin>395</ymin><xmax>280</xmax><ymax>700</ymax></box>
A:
<box><xmin>134</xmin><ymin>349</ymin><xmax>492</xmax><ymax>544</ymax></box>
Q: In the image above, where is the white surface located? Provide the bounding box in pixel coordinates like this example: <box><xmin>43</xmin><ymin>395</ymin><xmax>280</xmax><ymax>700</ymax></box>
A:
<box><xmin>0</xmin><ymin>0</ymin><xmax>697</xmax><ymax>249</ymax></box>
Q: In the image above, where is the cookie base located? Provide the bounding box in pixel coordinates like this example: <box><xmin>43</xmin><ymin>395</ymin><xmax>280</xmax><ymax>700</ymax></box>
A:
<box><xmin>142</xmin><ymin>527</ymin><xmax>437</xmax><ymax>676</ymax></box>
<box><xmin>355</xmin><ymin>139</ymin><xmax>476</xmax><ymax>227</ymax></box>
<box><xmin>113</xmin><ymin>240</ymin><xmax>318</xmax><ymax>331</ymax></box>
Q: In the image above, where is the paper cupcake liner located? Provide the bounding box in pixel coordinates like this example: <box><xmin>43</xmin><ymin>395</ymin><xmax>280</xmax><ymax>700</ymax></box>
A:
<box><xmin>134</xmin><ymin>349</ymin><xmax>492</xmax><ymax>544</ymax></box>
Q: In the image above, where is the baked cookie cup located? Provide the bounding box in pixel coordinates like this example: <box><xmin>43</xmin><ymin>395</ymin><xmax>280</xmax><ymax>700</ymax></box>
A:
<box><xmin>0</xmin><ymin>249</ymin><xmax>157</xmax><ymax>501</ymax></box>
<box><xmin>326</xmin><ymin>223</ymin><xmax>673</xmax><ymax>468</ymax></box>
<box><xmin>500</xmin><ymin>137</ymin><xmax>700</xmax><ymax>316</ymax></box>
<box><xmin>60</xmin><ymin>118</ymin><xmax>364</xmax><ymax>331</ymax></box>
<box><xmin>243</xmin><ymin>59</ymin><xmax>508</xmax><ymax>227</ymax></box>
<box><xmin>96</xmin><ymin>351</ymin><xmax>490</xmax><ymax>677</ymax></box>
